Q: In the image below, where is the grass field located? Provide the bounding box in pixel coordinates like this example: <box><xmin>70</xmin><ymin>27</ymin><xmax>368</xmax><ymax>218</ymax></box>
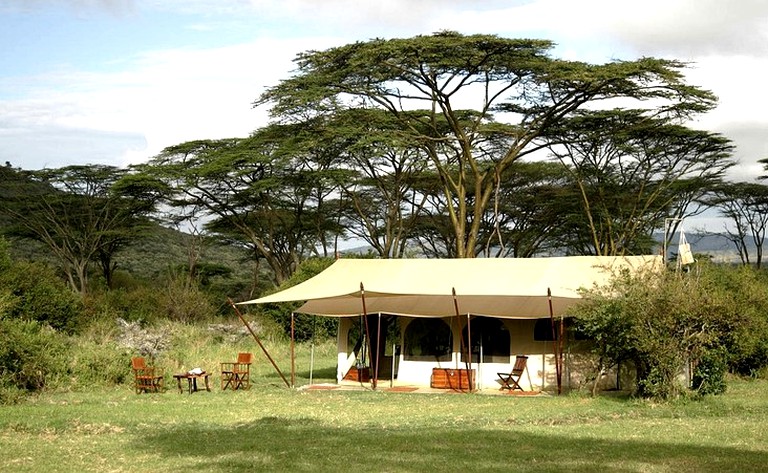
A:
<box><xmin>2</xmin><ymin>339</ymin><xmax>768</xmax><ymax>472</ymax></box>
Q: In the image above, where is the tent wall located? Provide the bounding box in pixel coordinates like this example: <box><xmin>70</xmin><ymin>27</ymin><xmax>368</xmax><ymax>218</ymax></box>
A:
<box><xmin>336</xmin><ymin>315</ymin><xmax>604</xmax><ymax>391</ymax></box>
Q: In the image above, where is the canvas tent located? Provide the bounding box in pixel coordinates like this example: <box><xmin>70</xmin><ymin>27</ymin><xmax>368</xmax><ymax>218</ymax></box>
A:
<box><xmin>240</xmin><ymin>256</ymin><xmax>661</xmax><ymax>317</ymax></box>
<box><xmin>239</xmin><ymin>255</ymin><xmax>662</xmax><ymax>390</ymax></box>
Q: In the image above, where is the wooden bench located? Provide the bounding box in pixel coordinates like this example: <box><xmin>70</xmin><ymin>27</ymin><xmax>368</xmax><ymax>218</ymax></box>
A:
<box><xmin>430</xmin><ymin>368</ymin><xmax>475</xmax><ymax>390</ymax></box>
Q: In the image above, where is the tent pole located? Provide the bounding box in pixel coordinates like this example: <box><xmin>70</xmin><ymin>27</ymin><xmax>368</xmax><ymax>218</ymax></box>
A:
<box><xmin>310</xmin><ymin>315</ymin><xmax>317</xmax><ymax>387</ymax></box>
<box><xmin>547</xmin><ymin>288</ymin><xmax>562</xmax><ymax>395</ymax></box>
<box><xmin>291</xmin><ymin>312</ymin><xmax>296</xmax><ymax>388</ymax></box>
<box><xmin>360</xmin><ymin>283</ymin><xmax>375</xmax><ymax>390</ymax></box>
<box><xmin>374</xmin><ymin>313</ymin><xmax>382</xmax><ymax>387</ymax></box>
<box><xmin>559</xmin><ymin>314</ymin><xmax>565</xmax><ymax>393</ymax></box>
<box><xmin>467</xmin><ymin>313</ymin><xmax>473</xmax><ymax>392</ymax></box>
<box><xmin>228</xmin><ymin>298</ymin><xmax>291</xmax><ymax>388</ymax></box>
<box><xmin>452</xmin><ymin>288</ymin><xmax>473</xmax><ymax>393</ymax></box>
<box><xmin>391</xmin><ymin>343</ymin><xmax>396</xmax><ymax>388</ymax></box>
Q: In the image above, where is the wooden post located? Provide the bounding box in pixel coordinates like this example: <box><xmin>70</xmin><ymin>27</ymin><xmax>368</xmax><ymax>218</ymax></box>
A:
<box><xmin>374</xmin><ymin>312</ymin><xmax>382</xmax><ymax>387</ymax></box>
<box><xmin>228</xmin><ymin>298</ymin><xmax>290</xmax><ymax>388</ymax></box>
<box><xmin>452</xmin><ymin>288</ymin><xmax>473</xmax><ymax>393</ymax></box>
<box><xmin>547</xmin><ymin>288</ymin><xmax>562</xmax><ymax>395</ymax></box>
<box><xmin>290</xmin><ymin>312</ymin><xmax>295</xmax><ymax>388</ymax></box>
<box><xmin>360</xmin><ymin>282</ymin><xmax>376</xmax><ymax>390</ymax></box>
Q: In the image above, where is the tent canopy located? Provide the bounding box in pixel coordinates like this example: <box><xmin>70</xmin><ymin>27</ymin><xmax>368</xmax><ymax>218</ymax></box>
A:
<box><xmin>238</xmin><ymin>256</ymin><xmax>662</xmax><ymax>318</ymax></box>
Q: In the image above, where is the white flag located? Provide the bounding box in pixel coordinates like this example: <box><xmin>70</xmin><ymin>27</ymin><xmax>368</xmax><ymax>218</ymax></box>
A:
<box><xmin>678</xmin><ymin>229</ymin><xmax>695</xmax><ymax>265</ymax></box>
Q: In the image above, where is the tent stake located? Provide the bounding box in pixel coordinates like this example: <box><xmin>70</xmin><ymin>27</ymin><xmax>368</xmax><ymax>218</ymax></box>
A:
<box><xmin>228</xmin><ymin>298</ymin><xmax>290</xmax><ymax>388</ymax></box>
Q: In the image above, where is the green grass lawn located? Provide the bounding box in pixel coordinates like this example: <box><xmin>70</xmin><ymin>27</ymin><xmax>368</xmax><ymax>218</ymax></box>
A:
<box><xmin>2</xmin><ymin>370</ymin><xmax>768</xmax><ymax>472</ymax></box>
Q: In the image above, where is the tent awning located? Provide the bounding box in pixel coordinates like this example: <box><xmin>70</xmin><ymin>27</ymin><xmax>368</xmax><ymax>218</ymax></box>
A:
<box><xmin>238</xmin><ymin>256</ymin><xmax>662</xmax><ymax>318</ymax></box>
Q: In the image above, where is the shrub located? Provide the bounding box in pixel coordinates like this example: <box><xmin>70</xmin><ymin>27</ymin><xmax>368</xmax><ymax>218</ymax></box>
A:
<box><xmin>67</xmin><ymin>339</ymin><xmax>132</xmax><ymax>388</ymax></box>
<box><xmin>0</xmin><ymin>260</ymin><xmax>83</xmax><ymax>333</ymax></box>
<box><xmin>573</xmin><ymin>262</ymin><xmax>749</xmax><ymax>400</ymax></box>
<box><xmin>692</xmin><ymin>347</ymin><xmax>728</xmax><ymax>396</ymax></box>
<box><xmin>83</xmin><ymin>286</ymin><xmax>164</xmax><ymax>325</ymax></box>
<box><xmin>0</xmin><ymin>317</ymin><xmax>70</xmax><ymax>404</ymax></box>
<box><xmin>160</xmin><ymin>273</ymin><xmax>216</xmax><ymax>323</ymax></box>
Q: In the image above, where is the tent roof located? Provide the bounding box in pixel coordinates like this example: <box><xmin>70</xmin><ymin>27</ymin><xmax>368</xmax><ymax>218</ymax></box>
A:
<box><xmin>238</xmin><ymin>256</ymin><xmax>662</xmax><ymax>318</ymax></box>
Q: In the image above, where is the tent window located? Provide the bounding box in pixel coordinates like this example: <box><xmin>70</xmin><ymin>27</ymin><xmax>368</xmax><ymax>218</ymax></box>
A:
<box><xmin>403</xmin><ymin>318</ymin><xmax>452</xmax><ymax>362</ymax></box>
<box><xmin>534</xmin><ymin>318</ymin><xmax>558</xmax><ymax>341</ymax></box>
<box><xmin>460</xmin><ymin>317</ymin><xmax>510</xmax><ymax>363</ymax></box>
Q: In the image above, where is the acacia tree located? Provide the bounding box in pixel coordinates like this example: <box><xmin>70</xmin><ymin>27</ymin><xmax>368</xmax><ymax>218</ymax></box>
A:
<box><xmin>477</xmin><ymin>160</ymin><xmax>574</xmax><ymax>257</ymax></box>
<box><xmin>410</xmin><ymin>161</ymin><xmax>574</xmax><ymax>258</ymax></box>
<box><xmin>331</xmin><ymin>109</ymin><xmax>433</xmax><ymax>258</ymax></box>
<box><xmin>0</xmin><ymin>165</ymin><xmax>162</xmax><ymax>293</ymax></box>
<box><xmin>702</xmin><ymin>182</ymin><xmax>768</xmax><ymax>268</ymax></box>
<box><xmin>257</xmin><ymin>31</ymin><xmax>718</xmax><ymax>258</ymax></box>
<box><xmin>546</xmin><ymin>110</ymin><xmax>734</xmax><ymax>255</ymax></box>
<box><xmin>141</xmin><ymin>128</ymin><xmax>348</xmax><ymax>286</ymax></box>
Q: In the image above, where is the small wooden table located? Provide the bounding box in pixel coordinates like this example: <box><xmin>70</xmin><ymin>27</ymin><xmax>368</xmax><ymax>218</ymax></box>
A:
<box><xmin>173</xmin><ymin>372</ymin><xmax>211</xmax><ymax>394</ymax></box>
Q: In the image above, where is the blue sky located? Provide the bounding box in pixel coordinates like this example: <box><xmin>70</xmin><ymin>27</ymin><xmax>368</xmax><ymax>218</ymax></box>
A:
<box><xmin>2</xmin><ymin>0</ymin><xmax>768</xmax><ymax>204</ymax></box>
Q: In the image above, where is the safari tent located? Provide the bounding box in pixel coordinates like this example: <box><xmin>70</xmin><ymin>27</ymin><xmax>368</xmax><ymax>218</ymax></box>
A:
<box><xmin>239</xmin><ymin>255</ymin><xmax>662</xmax><ymax>392</ymax></box>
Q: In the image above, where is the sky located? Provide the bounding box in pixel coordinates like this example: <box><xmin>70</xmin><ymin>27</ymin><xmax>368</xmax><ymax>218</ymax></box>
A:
<box><xmin>2</xmin><ymin>0</ymin><xmax>768</xmax><ymax>191</ymax></box>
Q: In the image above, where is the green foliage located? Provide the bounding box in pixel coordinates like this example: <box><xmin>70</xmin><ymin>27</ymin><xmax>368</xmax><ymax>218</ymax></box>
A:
<box><xmin>692</xmin><ymin>347</ymin><xmax>728</xmax><ymax>395</ymax></box>
<box><xmin>67</xmin><ymin>339</ymin><xmax>132</xmax><ymax>388</ymax></box>
<box><xmin>84</xmin><ymin>273</ymin><xmax>217</xmax><ymax>326</ymax></box>
<box><xmin>573</xmin><ymin>262</ymin><xmax>768</xmax><ymax>400</ymax></box>
<box><xmin>0</xmin><ymin>317</ymin><xmax>69</xmax><ymax>404</ymax></box>
<box><xmin>84</xmin><ymin>287</ymin><xmax>163</xmax><ymax>324</ymax></box>
<box><xmin>160</xmin><ymin>273</ymin><xmax>217</xmax><ymax>323</ymax></box>
<box><xmin>0</xmin><ymin>260</ymin><xmax>84</xmax><ymax>333</ymax></box>
<box><xmin>702</xmin><ymin>265</ymin><xmax>768</xmax><ymax>376</ymax></box>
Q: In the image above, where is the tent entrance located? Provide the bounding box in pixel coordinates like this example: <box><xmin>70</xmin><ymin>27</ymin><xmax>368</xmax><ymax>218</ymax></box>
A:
<box><xmin>342</xmin><ymin>314</ymin><xmax>399</xmax><ymax>384</ymax></box>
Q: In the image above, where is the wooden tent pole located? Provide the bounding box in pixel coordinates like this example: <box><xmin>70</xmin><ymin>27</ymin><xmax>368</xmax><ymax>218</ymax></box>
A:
<box><xmin>452</xmin><ymin>288</ymin><xmax>473</xmax><ymax>393</ymax></box>
<box><xmin>228</xmin><ymin>298</ymin><xmax>290</xmax><ymax>388</ymax></box>
<box><xmin>360</xmin><ymin>283</ymin><xmax>376</xmax><ymax>390</ymax></box>
<box><xmin>559</xmin><ymin>313</ymin><xmax>565</xmax><ymax>393</ymax></box>
<box><xmin>547</xmin><ymin>288</ymin><xmax>562</xmax><ymax>395</ymax></box>
<box><xmin>290</xmin><ymin>312</ymin><xmax>295</xmax><ymax>388</ymax></box>
<box><xmin>374</xmin><ymin>313</ymin><xmax>382</xmax><ymax>387</ymax></box>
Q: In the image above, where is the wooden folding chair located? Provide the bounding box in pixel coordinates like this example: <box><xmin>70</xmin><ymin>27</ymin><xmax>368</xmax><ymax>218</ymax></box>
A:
<box><xmin>131</xmin><ymin>357</ymin><xmax>164</xmax><ymax>394</ymax></box>
<box><xmin>497</xmin><ymin>355</ymin><xmax>528</xmax><ymax>391</ymax></box>
<box><xmin>221</xmin><ymin>352</ymin><xmax>253</xmax><ymax>390</ymax></box>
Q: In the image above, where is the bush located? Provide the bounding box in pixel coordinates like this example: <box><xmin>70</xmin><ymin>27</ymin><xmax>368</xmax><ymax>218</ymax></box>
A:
<box><xmin>84</xmin><ymin>286</ymin><xmax>164</xmax><ymax>325</ymax></box>
<box><xmin>692</xmin><ymin>347</ymin><xmax>728</xmax><ymax>396</ymax></box>
<box><xmin>573</xmin><ymin>262</ymin><xmax>755</xmax><ymax>400</ymax></box>
<box><xmin>0</xmin><ymin>317</ymin><xmax>69</xmax><ymax>404</ymax></box>
<box><xmin>0</xmin><ymin>260</ymin><xmax>83</xmax><ymax>333</ymax></box>
<box><xmin>67</xmin><ymin>340</ymin><xmax>132</xmax><ymax>388</ymax></box>
<box><xmin>160</xmin><ymin>274</ymin><xmax>216</xmax><ymax>323</ymax></box>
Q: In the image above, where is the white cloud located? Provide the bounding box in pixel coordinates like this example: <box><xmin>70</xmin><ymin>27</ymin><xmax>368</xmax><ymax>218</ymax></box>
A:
<box><xmin>2</xmin><ymin>0</ymin><xmax>767</xmax><ymax>185</ymax></box>
<box><xmin>1</xmin><ymin>35</ymin><xmax>344</xmax><ymax>168</ymax></box>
